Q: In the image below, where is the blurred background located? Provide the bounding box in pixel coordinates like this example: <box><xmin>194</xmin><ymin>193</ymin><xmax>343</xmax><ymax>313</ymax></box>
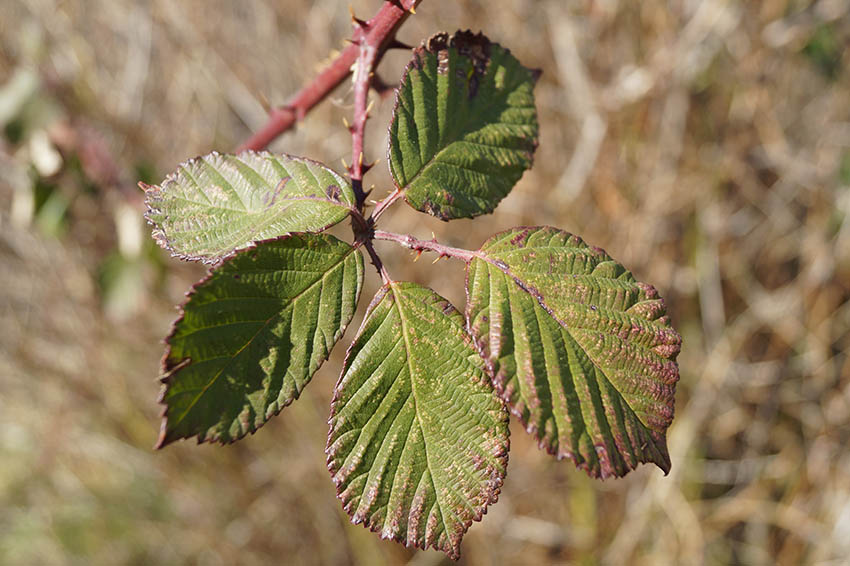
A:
<box><xmin>1</xmin><ymin>0</ymin><xmax>848</xmax><ymax>564</ymax></box>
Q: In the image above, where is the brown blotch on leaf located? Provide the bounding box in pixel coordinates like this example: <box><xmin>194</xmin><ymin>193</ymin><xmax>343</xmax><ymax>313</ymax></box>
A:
<box><xmin>421</xmin><ymin>198</ymin><xmax>446</xmax><ymax>220</ymax></box>
<box><xmin>510</xmin><ymin>228</ymin><xmax>530</xmax><ymax>247</ymax></box>
<box><xmin>425</xmin><ymin>32</ymin><xmax>450</xmax><ymax>58</ymax></box>
<box><xmin>325</xmin><ymin>183</ymin><xmax>341</xmax><ymax>201</ymax></box>
<box><xmin>263</xmin><ymin>176</ymin><xmax>291</xmax><ymax>209</ymax></box>
<box><xmin>451</xmin><ymin>30</ymin><xmax>491</xmax><ymax>99</ymax></box>
<box><xmin>424</xmin><ymin>30</ymin><xmax>493</xmax><ymax>99</ymax></box>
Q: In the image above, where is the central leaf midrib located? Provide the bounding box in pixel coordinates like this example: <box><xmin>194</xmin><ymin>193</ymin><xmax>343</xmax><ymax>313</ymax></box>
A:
<box><xmin>168</xmin><ymin>245</ymin><xmax>355</xmax><ymax>431</ymax></box>
<box><xmin>168</xmin><ymin>193</ymin><xmax>352</xmax><ymax>216</ymax></box>
<box><xmin>399</xmin><ymin>115</ymin><xmax>523</xmax><ymax>193</ymax></box>
<box><xmin>392</xmin><ymin>285</ymin><xmax>484</xmax><ymax>526</ymax></box>
<box><xmin>391</xmin><ymin>284</ymin><xmax>447</xmax><ymax>534</ymax></box>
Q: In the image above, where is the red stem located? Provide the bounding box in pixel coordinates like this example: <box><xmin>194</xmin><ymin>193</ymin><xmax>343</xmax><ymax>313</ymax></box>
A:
<box><xmin>348</xmin><ymin>23</ymin><xmax>379</xmax><ymax>209</ymax></box>
<box><xmin>373</xmin><ymin>230</ymin><xmax>478</xmax><ymax>262</ymax></box>
<box><xmin>237</xmin><ymin>1</ymin><xmax>421</xmax><ymax>153</ymax></box>
<box><xmin>368</xmin><ymin>187</ymin><xmax>403</xmax><ymax>225</ymax></box>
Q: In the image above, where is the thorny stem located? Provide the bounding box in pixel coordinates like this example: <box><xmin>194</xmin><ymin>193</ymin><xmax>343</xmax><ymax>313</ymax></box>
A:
<box><xmin>344</xmin><ymin>1</ymin><xmax>420</xmax><ymax>284</ymax></box>
<box><xmin>237</xmin><ymin>1</ymin><xmax>421</xmax><ymax>153</ymax></box>
<box><xmin>363</xmin><ymin>239</ymin><xmax>392</xmax><ymax>284</ymax></box>
<box><xmin>348</xmin><ymin>17</ymin><xmax>379</xmax><ymax>211</ymax></box>
<box><xmin>238</xmin><ymin>1</ymin><xmax>425</xmax><ymax>282</ymax></box>
<box><xmin>373</xmin><ymin>230</ymin><xmax>478</xmax><ymax>263</ymax></box>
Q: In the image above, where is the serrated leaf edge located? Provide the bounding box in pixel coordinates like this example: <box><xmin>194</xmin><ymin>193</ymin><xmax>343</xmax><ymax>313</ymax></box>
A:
<box><xmin>463</xmin><ymin>225</ymin><xmax>680</xmax><ymax>477</ymax></box>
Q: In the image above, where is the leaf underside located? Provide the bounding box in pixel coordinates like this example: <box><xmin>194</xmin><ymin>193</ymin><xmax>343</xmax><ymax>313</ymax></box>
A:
<box><xmin>157</xmin><ymin>233</ymin><xmax>363</xmax><ymax>448</ymax></box>
<box><xmin>327</xmin><ymin>282</ymin><xmax>509</xmax><ymax>559</ymax></box>
<box><xmin>144</xmin><ymin>151</ymin><xmax>355</xmax><ymax>263</ymax></box>
<box><xmin>389</xmin><ymin>30</ymin><xmax>539</xmax><ymax>221</ymax></box>
<box><xmin>466</xmin><ymin>227</ymin><xmax>681</xmax><ymax>478</ymax></box>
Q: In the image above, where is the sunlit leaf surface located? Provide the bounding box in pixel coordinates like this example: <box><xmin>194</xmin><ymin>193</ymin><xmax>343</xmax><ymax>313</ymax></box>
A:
<box><xmin>145</xmin><ymin>151</ymin><xmax>355</xmax><ymax>262</ymax></box>
<box><xmin>389</xmin><ymin>31</ymin><xmax>539</xmax><ymax>220</ymax></box>
<box><xmin>466</xmin><ymin>227</ymin><xmax>681</xmax><ymax>478</ymax></box>
<box><xmin>327</xmin><ymin>282</ymin><xmax>509</xmax><ymax>559</ymax></box>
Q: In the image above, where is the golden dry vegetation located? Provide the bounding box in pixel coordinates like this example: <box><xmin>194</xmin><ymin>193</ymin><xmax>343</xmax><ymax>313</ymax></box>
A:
<box><xmin>1</xmin><ymin>1</ymin><xmax>849</xmax><ymax>564</ymax></box>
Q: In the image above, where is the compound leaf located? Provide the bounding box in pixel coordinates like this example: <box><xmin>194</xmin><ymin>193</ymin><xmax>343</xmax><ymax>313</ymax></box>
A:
<box><xmin>327</xmin><ymin>282</ymin><xmax>508</xmax><ymax>559</ymax></box>
<box><xmin>466</xmin><ymin>227</ymin><xmax>681</xmax><ymax>478</ymax></box>
<box><xmin>389</xmin><ymin>30</ymin><xmax>539</xmax><ymax>221</ymax></box>
<box><xmin>157</xmin><ymin>233</ymin><xmax>363</xmax><ymax>447</ymax></box>
<box><xmin>144</xmin><ymin>151</ymin><xmax>355</xmax><ymax>263</ymax></box>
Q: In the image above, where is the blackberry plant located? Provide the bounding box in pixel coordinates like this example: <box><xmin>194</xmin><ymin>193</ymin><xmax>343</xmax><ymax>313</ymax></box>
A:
<box><xmin>142</xmin><ymin>2</ymin><xmax>681</xmax><ymax>558</ymax></box>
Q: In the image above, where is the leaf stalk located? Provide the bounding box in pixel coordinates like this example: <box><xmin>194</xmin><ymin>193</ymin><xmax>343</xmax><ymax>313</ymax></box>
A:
<box><xmin>373</xmin><ymin>230</ymin><xmax>478</xmax><ymax>262</ymax></box>
<box><xmin>348</xmin><ymin>25</ymin><xmax>379</xmax><ymax>210</ymax></box>
<box><xmin>368</xmin><ymin>187</ymin><xmax>403</xmax><ymax>225</ymax></box>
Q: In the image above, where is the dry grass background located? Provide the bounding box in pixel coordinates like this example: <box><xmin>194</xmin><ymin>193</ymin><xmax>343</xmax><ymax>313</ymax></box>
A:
<box><xmin>1</xmin><ymin>0</ymin><xmax>849</xmax><ymax>564</ymax></box>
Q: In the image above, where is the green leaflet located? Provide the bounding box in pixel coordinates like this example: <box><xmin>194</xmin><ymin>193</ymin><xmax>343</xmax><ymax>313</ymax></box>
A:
<box><xmin>388</xmin><ymin>31</ymin><xmax>539</xmax><ymax>220</ymax></box>
<box><xmin>157</xmin><ymin>234</ymin><xmax>363</xmax><ymax>447</ymax></box>
<box><xmin>327</xmin><ymin>282</ymin><xmax>509</xmax><ymax>559</ymax></box>
<box><xmin>466</xmin><ymin>227</ymin><xmax>681</xmax><ymax>478</ymax></box>
<box><xmin>144</xmin><ymin>151</ymin><xmax>355</xmax><ymax>263</ymax></box>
